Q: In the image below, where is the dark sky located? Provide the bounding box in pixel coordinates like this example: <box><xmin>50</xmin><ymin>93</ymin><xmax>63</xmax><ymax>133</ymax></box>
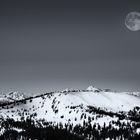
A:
<box><xmin>0</xmin><ymin>0</ymin><xmax>140</xmax><ymax>94</ymax></box>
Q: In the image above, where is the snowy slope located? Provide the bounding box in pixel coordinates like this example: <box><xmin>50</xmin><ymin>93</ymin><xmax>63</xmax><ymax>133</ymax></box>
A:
<box><xmin>0</xmin><ymin>92</ymin><xmax>27</xmax><ymax>104</ymax></box>
<box><xmin>0</xmin><ymin>87</ymin><xmax>140</xmax><ymax>127</ymax></box>
<box><xmin>0</xmin><ymin>87</ymin><xmax>140</xmax><ymax>139</ymax></box>
<box><xmin>6</xmin><ymin>91</ymin><xmax>27</xmax><ymax>101</ymax></box>
<box><xmin>86</xmin><ymin>85</ymin><xmax>102</xmax><ymax>92</ymax></box>
<box><xmin>0</xmin><ymin>97</ymin><xmax>11</xmax><ymax>104</ymax></box>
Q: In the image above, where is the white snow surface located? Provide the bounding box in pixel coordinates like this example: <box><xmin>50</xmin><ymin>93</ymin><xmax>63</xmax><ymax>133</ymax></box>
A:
<box><xmin>0</xmin><ymin>92</ymin><xmax>27</xmax><ymax>104</ymax></box>
<box><xmin>6</xmin><ymin>91</ymin><xmax>27</xmax><ymax>100</ymax></box>
<box><xmin>0</xmin><ymin>89</ymin><xmax>140</xmax><ymax>127</ymax></box>
<box><xmin>86</xmin><ymin>86</ymin><xmax>100</xmax><ymax>91</ymax></box>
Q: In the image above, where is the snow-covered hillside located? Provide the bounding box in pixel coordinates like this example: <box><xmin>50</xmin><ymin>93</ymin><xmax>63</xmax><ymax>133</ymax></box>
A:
<box><xmin>0</xmin><ymin>86</ymin><xmax>140</xmax><ymax>139</ymax></box>
<box><xmin>0</xmin><ymin>87</ymin><xmax>140</xmax><ymax>123</ymax></box>
<box><xmin>0</xmin><ymin>92</ymin><xmax>27</xmax><ymax>105</ymax></box>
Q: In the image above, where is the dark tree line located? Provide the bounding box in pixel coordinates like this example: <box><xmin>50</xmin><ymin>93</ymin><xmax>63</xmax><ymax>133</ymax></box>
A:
<box><xmin>0</xmin><ymin>117</ymin><xmax>140</xmax><ymax>140</ymax></box>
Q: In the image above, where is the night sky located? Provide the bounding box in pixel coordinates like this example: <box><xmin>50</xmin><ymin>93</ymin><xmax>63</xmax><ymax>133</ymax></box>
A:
<box><xmin>0</xmin><ymin>0</ymin><xmax>140</xmax><ymax>94</ymax></box>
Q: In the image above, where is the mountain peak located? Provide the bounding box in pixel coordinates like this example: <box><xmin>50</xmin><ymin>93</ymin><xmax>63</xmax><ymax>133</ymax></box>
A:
<box><xmin>62</xmin><ymin>88</ymin><xmax>69</xmax><ymax>93</ymax></box>
<box><xmin>7</xmin><ymin>91</ymin><xmax>27</xmax><ymax>101</ymax></box>
<box><xmin>87</xmin><ymin>85</ymin><xmax>101</xmax><ymax>92</ymax></box>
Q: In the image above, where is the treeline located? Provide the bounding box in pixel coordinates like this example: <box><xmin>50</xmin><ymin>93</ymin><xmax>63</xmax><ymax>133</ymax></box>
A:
<box><xmin>86</xmin><ymin>106</ymin><xmax>126</xmax><ymax>120</ymax></box>
<box><xmin>0</xmin><ymin>127</ymin><xmax>84</xmax><ymax>140</ymax></box>
<box><xmin>0</xmin><ymin>117</ymin><xmax>140</xmax><ymax>140</ymax></box>
<box><xmin>128</xmin><ymin>106</ymin><xmax>140</xmax><ymax>122</ymax></box>
<box><xmin>0</xmin><ymin>118</ymin><xmax>83</xmax><ymax>140</ymax></box>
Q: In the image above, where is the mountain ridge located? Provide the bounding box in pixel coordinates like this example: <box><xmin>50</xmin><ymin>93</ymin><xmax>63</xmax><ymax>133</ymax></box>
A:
<box><xmin>0</xmin><ymin>86</ymin><xmax>140</xmax><ymax>139</ymax></box>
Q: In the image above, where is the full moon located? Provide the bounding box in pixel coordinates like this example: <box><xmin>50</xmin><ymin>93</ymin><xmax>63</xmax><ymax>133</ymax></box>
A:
<box><xmin>125</xmin><ymin>11</ymin><xmax>140</xmax><ymax>31</ymax></box>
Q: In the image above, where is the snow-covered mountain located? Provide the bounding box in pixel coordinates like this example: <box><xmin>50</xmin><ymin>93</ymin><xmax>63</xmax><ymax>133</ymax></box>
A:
<box><xmin>0</xmin><ymin>92</ymin><xmax>27</xmax><ymax>105</ymax></box>
<box><xmin>86</xmin><ymin>86</ymin><xmax>102</xmax><ymax>92</ymax></box>
<box><xmin>0</xmin><ymin>86</ymin><xmax>140</xmax><ymax>139</ymax></box>
<box><xmin>7</xmin><ymin>92</ymin><xmax>27</xmax><ymax>100</ymax></box>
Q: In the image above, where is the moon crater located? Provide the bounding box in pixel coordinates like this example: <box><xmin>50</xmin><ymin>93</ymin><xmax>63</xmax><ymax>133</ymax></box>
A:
<box><xmin>125</xmin><ymin>11</ymin><xmax>140</xmax><ymax>31</ymax></box>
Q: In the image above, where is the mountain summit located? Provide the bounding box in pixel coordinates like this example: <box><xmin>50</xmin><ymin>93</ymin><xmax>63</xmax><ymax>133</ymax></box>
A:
<box><xmin>87</xmin><ymin>85</ymin><xmax>101</xmax><ymax>92</ymax></box>
<box><xmin>0</xmin><ymin>91</ymin><xmax>27</xmax><ymax>105</ymax></box>
<box><xmin>7</xmin><ymin>91</ymin><xmax>27</xmax><ymax>101</ymax></box>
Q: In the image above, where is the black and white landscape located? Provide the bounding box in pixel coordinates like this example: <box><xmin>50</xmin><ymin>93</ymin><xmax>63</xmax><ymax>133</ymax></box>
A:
<box><xmin>0</xmin><ymin>0</ymin><xmax>140</xmax><ymax>140</ymax></box>
<box><xmin>0</xmin><ymin>86</ymin><xmax>140</xmax><ymax>139</ymax></box>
